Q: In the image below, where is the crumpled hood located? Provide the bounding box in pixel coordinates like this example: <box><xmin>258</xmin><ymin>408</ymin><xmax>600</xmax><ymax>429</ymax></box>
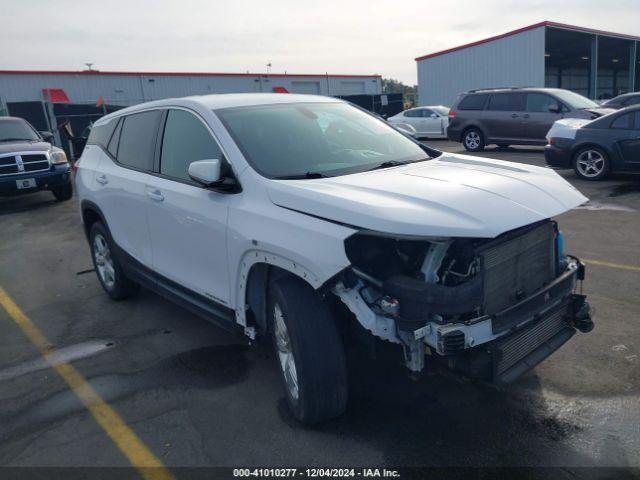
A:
<box><xmin>267</xmin><ymin>153</ymin><xmax>588</xmax><ymax>238</ymax></box>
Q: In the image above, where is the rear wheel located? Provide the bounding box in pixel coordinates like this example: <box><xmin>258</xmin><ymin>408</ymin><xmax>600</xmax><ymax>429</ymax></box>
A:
<box><xmin>573</xmin><ymin>147</ymin><xmax>609</xmax><ymax>181</ymax></box>
<box><xmin>268</xmin><ymin>275</ymin><xmax>348</xmax><ymax>424</ymax></box>
<box><xmin>463</xmin><ymin>128</ymin><xmax>485</xmax><ymax>152</ymax></box>
<box><xmin>51</xmin><ymin>183</ymin><xmax>73</xmax><ymax>201</ymax></box>
<box><xmin>89</xmin><ymin>222</ymin><xmax>139</xmax><ymax>300</ymax></box>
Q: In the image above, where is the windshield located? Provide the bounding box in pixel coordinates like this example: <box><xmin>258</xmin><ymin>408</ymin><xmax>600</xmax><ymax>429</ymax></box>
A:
<box><xmin>216</xmin><ymin>102</ymin><xmax>429</xmax><ymax>178</ymax></box>
<box><xmin>432</xmin><ymin>106</ymin><xmax>450</xmax><ymax>116</ymax></box>
<box><xmin>0</xmin><ymin>119</ymin><xmax>40</xmax><ymax>142</ymax></box>
<box><xmin>550</xmin><ymin>90</ymin><xmax>600</xmax><ymax>110</ymax></box>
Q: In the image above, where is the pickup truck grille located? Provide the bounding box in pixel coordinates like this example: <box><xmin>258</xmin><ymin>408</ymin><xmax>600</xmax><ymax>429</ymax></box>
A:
<box><xmin>0</xmin><ymin>153</ymin><xmax>50</xmax><ymax>176</ymax></box>
<box><xmin>480</xmin><ymin>221</ymin><xmax>556</xmax><ymax>315</ymax></box>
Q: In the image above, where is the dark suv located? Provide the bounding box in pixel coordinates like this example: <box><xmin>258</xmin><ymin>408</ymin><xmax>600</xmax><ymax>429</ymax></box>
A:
<box><xmin>0</xmin><ymin>117</ymin><xmax>72</xmax><ymax>201</ymax></box>
<box><xmin>601</xmin><ymin>92</ymin><xmax>640</xmax><ymax>110</ymax></box>
<box><xmin>447</xmin><ymin>87</ymin><xmax>615</xmax><ymax>151</ymax></box>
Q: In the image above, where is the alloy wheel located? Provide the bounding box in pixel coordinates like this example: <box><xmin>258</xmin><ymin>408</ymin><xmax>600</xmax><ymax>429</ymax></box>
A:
<box><xmin>273</xmin><ymin>303</ymin><xmax>299</xmax><ymax>401</ymax></box>
<box><xmin>576</xmin><ymin>149</ymin><xmax>605</xmax><ymax>178</ymax></box>
<box><xmin>465</xmin><ymin>131</ymin><xmax>480</xmax><ymax>150</ymax></box>
<box><xmin>93</xmin><ymin>233</ymin><xmax>116</xmax><ymax>289</ymax></box>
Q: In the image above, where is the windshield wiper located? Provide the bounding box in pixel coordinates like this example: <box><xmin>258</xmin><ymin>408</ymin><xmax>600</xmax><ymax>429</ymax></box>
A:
<box><xmin>276</xmin><ymin>171</ymin><xmax>329</xmax><ymax>180</ymax></box>
<box><xmin>367</xmin><ymin>157</ymin><xmax>429</xmax><ymax>171</ymax></box>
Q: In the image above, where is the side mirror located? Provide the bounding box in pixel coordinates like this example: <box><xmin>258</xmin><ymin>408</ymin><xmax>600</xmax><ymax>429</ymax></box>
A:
<box><xmin>548</xmin><ymin>104</ymin><xmax>561</xmax><ymax>114</ymax></box>
<box><xmin>430</xmin><ymin>113</ymin><xmax>438</xmax><ymax>118</ymax></box>
<box><xmin>40</xmin><ymin>131</ymin><xmax>53</xmax><ymax>141</ymax></box>
<box><xmin>188</xmin><ymin>159</ymin><xmax>222</xmax><ymax>186</ymax></box>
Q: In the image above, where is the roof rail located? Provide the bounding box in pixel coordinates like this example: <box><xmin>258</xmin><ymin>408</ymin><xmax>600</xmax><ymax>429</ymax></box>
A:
<box><xmin>467</xmin><ymin>86</ymin><xmax>535</xmax><ymax>93</ymax></box>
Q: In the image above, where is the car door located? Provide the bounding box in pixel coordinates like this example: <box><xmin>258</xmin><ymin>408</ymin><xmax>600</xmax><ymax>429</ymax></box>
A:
<box><xmin>615</xmin><ymin>111</ymin><xmax>640</xmax><ymax>170</ymax></box>
<box><xmin>523</xmin><ymin>93</ymin><xmax>564</xmax><ymax>142</ymax></box>
<box><xmin>483</xmin><ymin>92</ymin><xmax>527</xmax><ymax>142</ymax></box>
<box><xmin>419</xmin><ymin>108</ymin><xmax>442</xmax><ymax>136</ymax></box>
<box><xmin>93</xmin><ymin>111</ymin><xmax>161</xmax><ymax>267</ymax></box>
<box><xmin>144</xmin><ymin>108</ymin><xmax>233</xmax><ymax>306</ymax></box>
<box><xmin>401</xmin><ymin>109</ymin><xmax>424</xmax><ymax>133</ymax></box>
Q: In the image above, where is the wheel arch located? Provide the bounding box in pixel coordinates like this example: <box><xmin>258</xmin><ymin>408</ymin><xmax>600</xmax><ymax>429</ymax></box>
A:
<box><xmin>236</xmin><ymin>251</ymin><xmax>327</xmax><ymax>334</ymax></box>
<box><xmin>571</xmin><ymin>142</ymin><xmax>611</xmax><ymax>161</ymax></box>
<box><xmin>462</xmin><ymin>124</ymin><xmax>487</xmax><ymax>141</ymax></box>
<box><xmin>80</xmin><ymin>200</ymin><xmax>108</xmax><ymax>240</ymax></box>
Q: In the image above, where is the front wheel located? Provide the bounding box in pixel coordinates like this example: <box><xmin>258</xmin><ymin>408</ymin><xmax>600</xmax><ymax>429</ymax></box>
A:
<box><xmin>573</xmin><ymin>147</ymin><xmax>609</xmax><ymax>181</ymax></box>
<box><xmin>463</xmin><ymin>128</ymin><xmax>485</xmax><ymax>152</ymax></box>
<box><xmin>51</xmin><ymin>183</ymin><xmax>73</xmax><ymax>201</ymax></box>
<box><xmin>269</xmin><ymin>275</ymin><xmax>348</xmax><ymax>424</ymax></box>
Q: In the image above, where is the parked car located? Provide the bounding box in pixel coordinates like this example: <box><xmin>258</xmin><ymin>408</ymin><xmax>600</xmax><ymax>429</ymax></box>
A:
<box><xmin>447</xmin><ymin>87</ymin><xmax>615</xmax><ymax>151</ymax></box>
<box><xmin>0</xmin><ymin>116</ymin><xmax>72</xmax><ymax>201</ymax></box>
<box><xmin>76</xmin><ymin>94</ymin><xmax>593</xmax><ymax>424</ymax></box>
<box><xmin>601</xmin><ymin>92</ymin><xmax>640</xmax><ymax>110</ymax></box>
<box><xmin>387</xmin><ymin>106</ymin><xmax>449</xmax><ymax>139</ymax></box>
<box><xmin>545</xmin><ymin>105</ymin><xmax>640</xmax><ymax>180</ymax></box>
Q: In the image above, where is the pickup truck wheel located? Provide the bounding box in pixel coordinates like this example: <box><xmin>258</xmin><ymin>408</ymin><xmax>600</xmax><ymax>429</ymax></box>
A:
<box><xmin>89</xmin><ymin>222</ymin><xmax>139</xmax><ymax>300</ymax></box>
<box><xmin>269</xmin><ymin>276</ymin><xmax>348</xmax><ymax>424</ymax></box>
<box><xmin>463</xmin><ymin>128</ymin><xmax>485</xmax><ymax>152</ymax></box>
<box><xmin>51</xmin><ymin>183</ymin><xmax>73</xmax><ymax>201</ymax></box>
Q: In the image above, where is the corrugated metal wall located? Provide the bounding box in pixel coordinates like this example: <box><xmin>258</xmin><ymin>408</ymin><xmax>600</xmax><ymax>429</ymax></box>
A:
<box><xmin>416</xmin><ymin>26</ymin><xmax>546</xmax><ymax>106</ymax></box>
<box><xmin>0</xmin><ymin>72</ymin><xmax>382</xmax><ymax>106</ymax></box>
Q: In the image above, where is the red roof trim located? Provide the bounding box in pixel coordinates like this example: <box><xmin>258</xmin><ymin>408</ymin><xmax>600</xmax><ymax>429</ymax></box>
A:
<box><xmin>0</xmin><ymin>69</ymin><xmax>381</xmax><ymax>79</ymax></box>
<box><xmin>415</xmin><ymin>20</ymin><xmax>640</xmax><ymax>61</ymax></box>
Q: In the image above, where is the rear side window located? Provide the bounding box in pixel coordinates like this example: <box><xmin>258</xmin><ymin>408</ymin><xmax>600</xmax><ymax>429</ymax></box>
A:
<box><xmin>107</xmin><ymin>119</ymin><xmax>122</xmax><ymax>158</ymax></box>
<box><xmin>526</xmin><ymin>93</ymin><xmax>560</xmax><ymax>113</ymax></box>
<box><xmin>117</xmin><ymin>111</ymin><xmax>161</xmax><ymax>171</ymax></box>
<box><xmin>458</xmin><ymin>94</ymin><xmax>488</xmax><ymax>110</ymax></box>
<box><xmin>611</xmin><ymin>113</ymin><xmax>632</xmax><ymax>129</ymax></box>
<box><xmin>86</xmin><ymin>119</ymin><xmax>117</xmax><ymax>148</ymax></box>
<box><xmin>487</xmin><ymin>93</ymin><xmax>526</xmax><ymax>111</ymax></box>
<box><xmin>160</xmin><ymin>109</ymin><xmax>223</xmax><ymax>181</ymax></box>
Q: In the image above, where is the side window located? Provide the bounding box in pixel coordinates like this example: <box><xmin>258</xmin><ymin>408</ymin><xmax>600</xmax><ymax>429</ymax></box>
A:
<box><xmin>626</xmin><ymin>96</ymin><xmax>640</xmax><ymax>106</ymax></box>
<box><xmin>160</xmin><ymin>109</ymin><xmax>223</xmax><ymax>181</ymax></box>
<box><xmin>458</xmin><ymin>94</ymin><xmax>488</xmax><ymax>110</ymax></box>
<box><xmin>87</xmin><ymin>118</ymin><xmax>117</xmax><ymax>148</ymax></box>
<box><xmin>421</xmin><ymin>109</ymin><xmax>434</xmax><ymax>117</ymax></box>
<box><xmin>487</xmin><ymin>93</ymin><xmax>526</xmax><ymax>111</ymax></box>
<box><xmin>117</xmin><ymin>110</ymin><xmax>161</xmax><ymax>171</ymax></box>
<box><xmin>404</xmin><ymin>109</ymin><xmax>421</xmax><ymax>118</ymax></box>
<box><xmin>610</xmin><ymin>113</ymin><xmax>632</xmax><ymax>130</ymax></box>
<box><xmin>107</xmin><ymin>118</ymin><xmax>122</xmax><ymax>158</ymax></box>
<box><xmin>526</xmin><ymin>93</ymin><xmax>561</xmax><ymax>113</ymax></box>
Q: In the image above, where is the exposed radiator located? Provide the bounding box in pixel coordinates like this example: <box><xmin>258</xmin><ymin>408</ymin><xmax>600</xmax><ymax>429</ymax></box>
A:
<box><xmin>479</xmin><ymin>221</ymin><xmax>556</xmax><ymax>315</ymax></box>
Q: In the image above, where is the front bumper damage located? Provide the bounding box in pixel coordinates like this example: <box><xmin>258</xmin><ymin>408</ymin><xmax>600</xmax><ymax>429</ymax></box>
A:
<box><xmin>333</xmin><ymin>256</ymin><xmax>593</xmax><ymax>385</ymax></box>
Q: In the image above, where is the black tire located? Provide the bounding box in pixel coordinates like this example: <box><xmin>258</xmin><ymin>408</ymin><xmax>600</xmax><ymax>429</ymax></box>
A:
<box><xmin>89</xmin><ymin>222</ymin><xmax>139</xmax><ymax>300</ymax></box>
<box><xmin>51</xmin><ymin>182</ymin><xmax>73</xmax><ymax>201</ymax></box>
<box><xmin>462</xmin><ymin>128</ymin><xmax>485</xmax><ymax>152</ymax></box>
<box><xmin>573</xmin><ymin>146</ymin><xmax>610</xmax><ymax>181</ymax></box>
<box><xmin>268</xmin><ymin>275</ymin><xmax>348</xmax><ymax>424</ymax></box>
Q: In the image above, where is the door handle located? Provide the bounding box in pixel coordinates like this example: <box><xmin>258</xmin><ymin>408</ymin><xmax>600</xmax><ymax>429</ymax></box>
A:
<box><xmin>522</xmin><ymin>114</ymin><xmax>530</xmax><ymax>119</ymax></box>
<box><xmin>96</xmin><ymin>174</ymin><xmax>108</xmax><ymax>185</ymax></box>
<box><xmin>145</xmin><ymin>188</ymin><xmax>164</xmax><ymax>202</ymax></box>
<box><xmin>511</xmin><ymin>114</ymin><xmax>519</xmax><ymax>118</ymax></box>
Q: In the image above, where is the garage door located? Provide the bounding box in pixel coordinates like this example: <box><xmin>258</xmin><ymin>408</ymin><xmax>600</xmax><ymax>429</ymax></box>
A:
<box><xmin>291</xmin><ymin>81</ymin><xmax>321</xmax><ymax>95</ymax></box>
<box><xmin>339</xmin><ymin>81</ymin><xmax>365</xmax><ymax>95</ymax></box>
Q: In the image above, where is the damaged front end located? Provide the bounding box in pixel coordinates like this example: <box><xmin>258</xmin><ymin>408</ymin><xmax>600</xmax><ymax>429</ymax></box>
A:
<box><xmin>332</xmin><ymin>220</ymin><xmax>593</xmax><ymax>385</ymax></box>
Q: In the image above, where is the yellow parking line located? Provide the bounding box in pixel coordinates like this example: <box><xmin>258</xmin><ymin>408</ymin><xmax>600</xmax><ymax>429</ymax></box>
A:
<box><xmin>0</xmin><ymin>287</ymin><xmax>174</xmax><ymax>480</ymax></box>
<box><xmin>583</xmin><ymin>259</ymin><xmax>640</xmax><ymax>273</ymax></box>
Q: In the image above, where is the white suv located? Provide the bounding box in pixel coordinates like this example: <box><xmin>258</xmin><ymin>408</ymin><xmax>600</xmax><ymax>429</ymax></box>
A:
<box><xmin>76</xmin><ymin>94</ymin><xmax>594</xmax><ymax>424</ymax></box>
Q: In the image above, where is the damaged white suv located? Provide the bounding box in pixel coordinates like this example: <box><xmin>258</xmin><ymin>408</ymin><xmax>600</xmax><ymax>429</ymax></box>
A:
<box><xmin>76</xmin><ymin>94</ymin><xmax>594</xmax><ymax>424</ymax></box>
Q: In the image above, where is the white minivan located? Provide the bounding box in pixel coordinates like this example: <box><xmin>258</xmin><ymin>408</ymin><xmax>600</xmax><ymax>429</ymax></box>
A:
<box><xmin>76</xmin><ymin>94</ymin><xmax>593</xmax><ymax>424</ymax></box>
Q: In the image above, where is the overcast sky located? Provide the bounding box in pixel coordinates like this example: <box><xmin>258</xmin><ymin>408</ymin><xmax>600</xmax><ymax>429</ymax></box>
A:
<box><xmin>1</xmin><ymin>0</ymin><xmax>639</xmax><ymax>84</ymax></box>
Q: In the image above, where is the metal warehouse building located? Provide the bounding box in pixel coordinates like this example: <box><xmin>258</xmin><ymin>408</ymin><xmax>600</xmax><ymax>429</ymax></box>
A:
<box><xmin>0</xmin><ymin>70</ymin><xmax>382</xmax><ymax>108</ymax></box>
<box><xmin>416</xmin><ymin>21</ymin><xmax>640</xmax><ymax>106</ymax></box>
